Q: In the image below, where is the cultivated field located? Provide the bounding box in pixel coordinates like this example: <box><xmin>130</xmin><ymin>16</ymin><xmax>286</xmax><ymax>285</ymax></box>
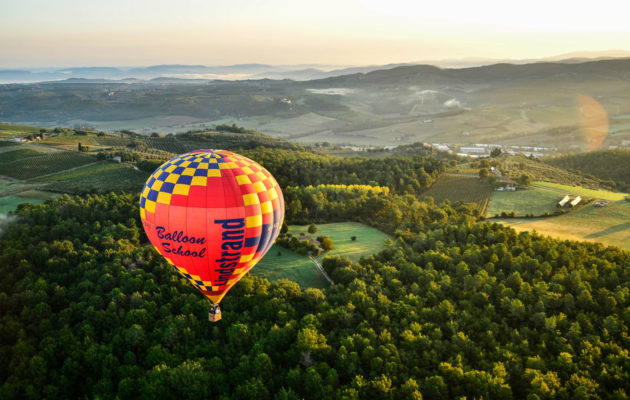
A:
<box><xmin>0</xmin><ymin>152</ymin><xmax>95</xmax><ymax>180</ymax></box>
<box><xmin>0</xmin><ymin>149</ymin><xmax>44</xmax><ymax>163</ymax></box>
<box><xmin>0</xmin><ymin>122</ymin><xmax>41</xmax><ymax>137</ymax></box>
<box><xmin>42</xmin><ymin>162</ymin><xmax>149</xmax><ymax>194</ymax></box>
<box><xmin>498</xmin><ymin>199</ymin><xmax>630</xmax><ymax>250</ymax></box>
<box><xmin>420</xmin><ymin>173</ymin><xmax>494</xmax><ymax>214</ymax></box>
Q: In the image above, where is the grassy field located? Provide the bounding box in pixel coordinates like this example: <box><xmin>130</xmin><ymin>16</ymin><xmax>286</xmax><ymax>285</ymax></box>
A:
<box><xmin>0</xmin><ymin>191</ymin><xmax>59</xmax><ymax>214</ymax></box>
<box><xmin>487</xmin><ymin>187</ymin><xmax>561</xmax><ymax>217</ymax></box>
<box><xmin>0</xmin><ymin>152</ymin><xmax>95</xmax><ymax>180</ymax></box>
<box><xmin>420</xmin><ymin>173</ymin><xmax>494</xmax><ymax>214</ymax></box>
<box><xmin>253</xmin><ymin>246</ymin><xmax>328</xmax><ymax>289</ymax></box>
<box><xmin>42</xmin><ymin>162</ymin><xmax>149</xmax><ymax>194</ymax></box>
<box><xmin>288</xmin><ymin>222</ymin><xmax>391</xmax><ymax>262</ymax></box>
<box><xmin>0</xmin><ymin>122</ymin><xmax>41</xmax><ymax>137</ymax></box>
<box><xmin>498</xmin><ymin>199</ymin><xmax>630</xmax><ymax>250</ymax></box>
<box><xmin>254</xmin><ymin>222</ymin><xmax>390</xmax><ymax>288</ymax></box>
<box><xmin>532</xmin><ymin>181</ymin><xmax>628</xmax><ymax>201</ymax></box>
<box><xmin>42</xmin><ymin>134</ymin><xmax>100</xmax><ymax>146</ymax></box>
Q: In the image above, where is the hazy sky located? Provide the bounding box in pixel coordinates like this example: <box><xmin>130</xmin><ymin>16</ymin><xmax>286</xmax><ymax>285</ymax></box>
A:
<box><xmin>2</xmin><ymin>0</ymin><xmax>629</xmax><ymax>67</ymax></box>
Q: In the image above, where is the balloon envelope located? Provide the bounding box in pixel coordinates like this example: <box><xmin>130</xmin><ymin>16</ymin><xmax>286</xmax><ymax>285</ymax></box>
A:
<box><xmin>139</xmin><ymin>149</ymin><xmax>284</xmax><ymax>304</ymax></box>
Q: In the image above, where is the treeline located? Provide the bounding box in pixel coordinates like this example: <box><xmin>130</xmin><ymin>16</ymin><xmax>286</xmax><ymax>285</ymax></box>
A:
<box><xmin>1</xmin><ymin>192</ymin><xmax>629</xmax><ymax>398</ymax></box>
<box><xmin>132</xmin><ymin>145</ymin><xmax>443</xmax><ymax>196</ymax></box>
<box><xmin>283</xmin><ymin>184</ymin><xmax>476</xmax><ymax>235</ymax></box>
<box><xmin>243</xmin><ymin>148</ymin><xmax>444</xmax><ymax>195</ymax></box>
<box><xmin>546</xmin><ymin>150</ymin><xmax>630</xmax><ymax>191</ymax></box>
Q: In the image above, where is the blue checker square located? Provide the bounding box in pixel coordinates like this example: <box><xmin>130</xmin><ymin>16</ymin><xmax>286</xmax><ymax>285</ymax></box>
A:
<box><xmin>194</xmin><ymin>169</ymin><xmax>207</xmax><ymax>176</ymax></box>
<box><xmin>173</xmin><ymin>166</ymin><xmax>185</xmax><ymax>174</ymax></box>
<box><xmin>177</xmin><ymin>175</ymin><xmax>192</xmax><ymax>185</ymax></box>
<box><xmin>147</xmin><ymin>189</ymin><xmax>159</xmax><ymax>201</ymax></box>
<box><xmin>188</xmin><ymin>162</ymin><xmax>199</xmax><ymax>168</ymax></box>
<box><xmin>147</xmin><ymin>177</ymin><xmax>156</xmax><ymax>186</ymax></box>
<box><xmin>161</xmin><ymin>182</ymin><xmax>175</xmax><ymax>193</ymax></box>
<box><xmin>208</xmin><ymin>163</ymin><xmax>220</xmax><ymax>169</ymax></box>
<box><xmin>184</xmin><ymin>273</ymin><xmax>192</xmax><ymax>279</ymax></box>
<box><xmin>140</xmin><ymin>197</ymin><xmax>146</xmax><ymax>208</ymax></box>
<box><xmin>158</xmin><ymin>171</ymin><xmax>169</xmax><ymax>181</ymax></box>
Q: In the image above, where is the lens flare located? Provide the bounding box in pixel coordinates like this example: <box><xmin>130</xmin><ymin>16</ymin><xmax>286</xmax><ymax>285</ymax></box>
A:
<box><xmin>576</xmin><ymin>94</ymin><xmax>608</xmax><ymax>151</ymax></box>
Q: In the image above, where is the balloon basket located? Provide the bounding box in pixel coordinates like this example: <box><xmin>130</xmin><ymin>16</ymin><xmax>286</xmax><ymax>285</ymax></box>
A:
<box><xmin>209</xmin><ymin>309</ymin><xmax>222</xmax><ymax>322</ymax></box>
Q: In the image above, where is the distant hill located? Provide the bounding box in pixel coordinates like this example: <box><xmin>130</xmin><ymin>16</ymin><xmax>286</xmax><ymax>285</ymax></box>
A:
<box><xmin>545</xmin><ymin>150</ymin><xmax>630</xmax><ymax>191</ymax></box>
<box><xmin>3</xmin><ymin>58</ymin><xmax>630</xmax><ymax>149</ymax></box>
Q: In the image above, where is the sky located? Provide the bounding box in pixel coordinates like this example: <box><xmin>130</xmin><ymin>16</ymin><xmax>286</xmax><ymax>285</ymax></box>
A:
<box><xmin>1</xmin><ymin>0</ymin><xmax>630</xmax><ymax>68</ymax></box>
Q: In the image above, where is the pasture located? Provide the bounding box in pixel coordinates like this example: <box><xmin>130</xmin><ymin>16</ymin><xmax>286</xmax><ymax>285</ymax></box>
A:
<box><xmin>531</xmin><ymin>181</ymin><xmax>628</xmax><ymax>201</ymax></box>
<box><xmin>254</xmin><ymin>222</ymin><xmax>390</xmax><ymax>288</ymax></box>
<box><xmin>288</xmin><ymin>222</ymin><xmax>390</xmax><ymax>262</ymax></box>
<box><xmin>487</xmin><ymin>186</ymin><xmax>560</xmax><ymax>217</ymax></box>
<box><xmin>498</xmin><ymin>199</ymin><xmax>630</xmax><ymax>250</ymax></box>
<box><xmin>0</xmin><ymin>191</ymin><xmax>59</xmax><ymax>214</ymax></box>
<box><xmin>253</xmin><ymin>246</ymin><xmax>327</xmax><ymax>289</ymax></box>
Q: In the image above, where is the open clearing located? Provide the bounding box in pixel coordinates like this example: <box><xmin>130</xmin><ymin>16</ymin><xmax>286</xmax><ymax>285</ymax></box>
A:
<box><xmin>488</xmin><ymin>186</ymin><xmax>562</xmax><ymax>217</ymax></box>
<box><xmin>253</xmin><ymin>246</ymin><xmax>328</xmax><ymax>289</ymax></box>
<box><xmin>288</xmin><ymin>222</ymin><xmax>391</xmax><ymax>262</ymax></box>
<box><xmin>254</xmin><ymin>222</ymin><xmax>390</xmax><ymax>288</ymax></box>
<box><xmin>0</xmin><ymin>191</ymin><xmax>59</xmax><ymax>214</ymax></box>
<box><xmin>498</xmin><ymin>199</ymin><xmax>630</xmax><ymax>250</ymax></box>
<box><xmin>531</xmin><ymin>181</ymin><xmax>628</xmax><ymax>201</ymax></box>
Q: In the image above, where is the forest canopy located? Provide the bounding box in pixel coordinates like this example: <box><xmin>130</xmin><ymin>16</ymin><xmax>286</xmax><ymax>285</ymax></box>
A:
<box><xmin>1</xmin><ymin>188</ymin><xmax>629</xmax><ymax>399</ymax></box>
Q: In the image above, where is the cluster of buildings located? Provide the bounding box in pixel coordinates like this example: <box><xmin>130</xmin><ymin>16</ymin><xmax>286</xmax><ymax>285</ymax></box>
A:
<box><xmin>427</xmin><ymin>143</ymin><xmax>558</xmax><ymax>158</ymax></box>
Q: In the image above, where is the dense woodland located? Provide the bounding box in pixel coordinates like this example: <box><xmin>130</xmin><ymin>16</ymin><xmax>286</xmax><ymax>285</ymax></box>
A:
<box><xmin>546</xmin><ymin>150</ymin><xmax>630</xmax><ymax>191</ymax></box>
<box><xmin>1</xmin><ymin>130</ymin><xmax>630</xmax><ymax>398</ymax></box>
<box><xmin>1</xmin><ymin>181</ymin><xmax>629</xmax><ymax>398</ymax></box>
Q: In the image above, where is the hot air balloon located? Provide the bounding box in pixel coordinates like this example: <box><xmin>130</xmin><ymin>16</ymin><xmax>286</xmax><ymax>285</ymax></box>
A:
<box><xmin>139</xmin><ymin>149</ymin><xmax>284</xmax><ymax>322</ymax></box>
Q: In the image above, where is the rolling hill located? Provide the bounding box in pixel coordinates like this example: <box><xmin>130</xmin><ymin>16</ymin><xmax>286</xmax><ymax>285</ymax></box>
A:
<box><xmin>2</xmin><ymin>59</ymin><xmax>630</xmax><ymax>149</ymax></box>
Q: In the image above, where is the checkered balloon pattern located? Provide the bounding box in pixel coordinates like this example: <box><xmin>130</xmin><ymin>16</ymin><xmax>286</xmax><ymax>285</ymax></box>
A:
<box><xmin>139</xmin><ymin>149</ymin><xmax>284</xmax><ymax>304</ymax></box>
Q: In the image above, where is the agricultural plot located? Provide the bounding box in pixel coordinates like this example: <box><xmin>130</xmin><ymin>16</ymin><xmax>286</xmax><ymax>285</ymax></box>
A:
<box><xmin>0</xmin><ymin>122</ymin><xmax>41</xmax><ymax>137</ymax></box>
<box><xmin>420</xmin><ymin>173</ymin><xmax>494</xmax><ymax>215</ymax></box>
<box><xmin>499</xmin><ymin>199</ymin><xmax>630</xmax><ymax>250</ymax></box>
<box><xmin>487</xmin><ymin>187</ymin><xmax>560</xmax><ymax>217</ymax></box>
<box><xmin>0</xmin><ymin>152</ymin><xmax>95</xmax><ymax>180</ymax></box>
<box><xmin>0</xmin><ymin>149</ymin><xmax>43</xmax><ymax>163</ymax></box>
<box><xmin>95</xmin><ymin>136</ymin><xmax>133</xmax><ymax>147</ymax></box>
<box><xmin>42</xmin><ymin>134</ymin><xmax>99</xmax><ymax>146</ymax></box>
<box><xmin>42</xmin><ymin>162</ymin><xmax>149</xmax><ymax>194</ymax></box>
<box><xmin>143</xmin><ymin>137</ymin><xmax>187</xmax><ymax>154</ymax></box>
<box><xmin>531</xmin><ymin>181</ymin><xmax>628</xmax><ymax>201</ymax></box>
